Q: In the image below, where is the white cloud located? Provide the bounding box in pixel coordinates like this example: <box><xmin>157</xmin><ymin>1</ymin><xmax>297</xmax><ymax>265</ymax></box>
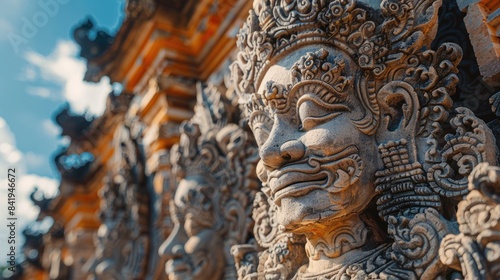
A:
<box><xmin>42</xmin><ymin>119</ymin><xmax>61</xmax><ymax>137</ymax></box>
<box><xmin>59</xmin><ymin>136</ymin><xmax>70</xmax><ymax>146</ymax></box>
<box><xmin>0</xmin><ymin>117</ymin><xmax>59</xmax><ymax>264</ymax></box>
<box><xmin>24</xmin><ymin>40</ymin><xmax>112</xmax><ymax>115</ymax></box>
<box><xmin>0</xmin><ymin>117</ymin><xmax>24</xmax><ymax>171</ymax></box>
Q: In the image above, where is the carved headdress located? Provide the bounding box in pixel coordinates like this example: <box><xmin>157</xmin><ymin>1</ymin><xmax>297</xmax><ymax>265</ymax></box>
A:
<box><xmin>171</xmin><ymin>83</ymin><xmax>259</xmax><ymax>208</ymax></box>
<box><xmin>233</xmin><ymin>0</ymin><xmax>447</xmax><ymax>134</ymax></box>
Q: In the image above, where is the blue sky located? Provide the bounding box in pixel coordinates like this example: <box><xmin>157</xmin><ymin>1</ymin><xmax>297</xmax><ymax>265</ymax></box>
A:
<box><xmin>0</xmin><ymin>0</ymin><xmax>124</xmax><ymax>267</ymax></box>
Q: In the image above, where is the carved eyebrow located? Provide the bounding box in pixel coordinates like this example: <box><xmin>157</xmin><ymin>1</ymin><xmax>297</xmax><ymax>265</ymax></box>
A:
<box><xmin>296</xmin><ymin>93</ymin><xmax>351</xmax><ymax>112</ymax></box>
<box><xmin>289</xmin><ymin>80</ymin><xmax>349</xmax><ymax>105</ymax></box>
<box><xmin>263</xmin><ymin>78</ymin><xmax>350</xmax><ymax>114</ymax></box>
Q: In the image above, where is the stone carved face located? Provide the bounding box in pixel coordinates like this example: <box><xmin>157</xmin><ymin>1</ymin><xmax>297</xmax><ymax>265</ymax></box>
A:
<box><xmin>162</xmin><ymin>175</ymin><xmax>225</xmax><ymax>280</ymax></box>
<box><xmin>252</xmin><ymin>46</ymin><xmax>382</xmax><ymax>232</ymax></box>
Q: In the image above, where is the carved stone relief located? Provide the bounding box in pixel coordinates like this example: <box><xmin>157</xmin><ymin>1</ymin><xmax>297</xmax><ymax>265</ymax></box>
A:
<box><xmin>231</xmin><ymin>0</ymin><xmax>500</xmax><ymax>279</ymax></box>
<box><xmin>43</xmin><ymin>224</ymin><xmax>69</xmax><ymax>280</ymax></box>
<box><xmin>66</xmin><ymin>229</ymin><xmax>95</xmax><ymax>280</ymax></box>
<box><xmin>22</xmin><ymin>222</ymin><xmax>69</xmax><ymax>280</ymax></box>
<box><xmin>232</xmin><ymin>191</ymin><xmax>308</xmax><ymax>280</ymax></box>
<box><xmin>84</xmin><ymin>119</ymin><xmax>151</xmax><ymax>280</ymax></box>
<box><xmin>159</xmin><ymin>83</ymin><xmax>260</xmax><ymax>280</ymax></box>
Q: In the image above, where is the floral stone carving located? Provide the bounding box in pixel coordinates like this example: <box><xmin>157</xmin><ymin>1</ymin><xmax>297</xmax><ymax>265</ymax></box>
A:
<box><xmin>159</xmin><ymin>83</ymin><xmax>260</xmax><ymax>280</ymax></box>
<box><xmin>231</xmin><ymin>0</ymin><xmax>499</xmax><ymax>279</ymax></box>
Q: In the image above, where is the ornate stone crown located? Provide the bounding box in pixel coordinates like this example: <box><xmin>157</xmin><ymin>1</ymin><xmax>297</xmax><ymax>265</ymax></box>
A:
<box><xmin>233</xmin><ymin>0</ymin><xmax>447</xmax><ymax>136</ymax></box>
<box><xmin>233</xmin><ymin>0</ymin><xmax>442</xmax><ymax>78</ymax></box>
<box><xmin>171</xmin><ymin>84</ymin><xmax>258</xmax><ymax>192</ymax></box>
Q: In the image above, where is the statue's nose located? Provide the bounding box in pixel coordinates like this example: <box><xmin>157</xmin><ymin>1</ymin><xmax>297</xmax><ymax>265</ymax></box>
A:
<box><xmin>158</xmin><ymin>223</ymin><xmax>187</xmax><ymax>261</ymax></box>
<box><xmin>260</xmin><ymin>137</ymin><xmax>306</xmax><ymax>169</ymax></box>
<box><xmin>170</xmin><ymin>245</ymin><xmax>186</xmax><ymax>259</ymax></box>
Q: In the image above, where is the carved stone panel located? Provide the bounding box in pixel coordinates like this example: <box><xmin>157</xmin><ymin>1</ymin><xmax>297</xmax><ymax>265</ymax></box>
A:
<box><xmin>84</xmin><ymin>120</ymin><xmax>151</xmax><ymax>280</ymax></box>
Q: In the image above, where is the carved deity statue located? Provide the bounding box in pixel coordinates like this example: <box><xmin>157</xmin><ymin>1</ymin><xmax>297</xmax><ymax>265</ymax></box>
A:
<box><xmin>231</xmin><ymin>0</ymin><xmax>499</xmax><ymax>278</ymax></box>
<box><xmin>159</xmin><ymin>84</ymin><xmax>260</xmax><ymax>280</ymax></box>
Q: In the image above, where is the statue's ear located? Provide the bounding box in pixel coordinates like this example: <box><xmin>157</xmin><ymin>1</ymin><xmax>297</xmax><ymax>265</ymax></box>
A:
<box><xmin>376</xmin><ymin>81</ymin><xmax>420</xmax><ymax>143</ymax></box>
<box><xmin>222</xmin><ymin>199</ymin><xmax>248</xmax><ymax>270</ymax></box>
<box><xmin>224</xmin><ymin>200</ymin><xmax>247</xmax><ymax>243</ymax></box>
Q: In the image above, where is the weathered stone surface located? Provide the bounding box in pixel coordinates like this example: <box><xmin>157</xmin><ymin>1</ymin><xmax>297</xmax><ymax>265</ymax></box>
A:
<box><xmin>232</xmin><ymin>0</ymin><xmax>500</xmax><ymax>278</ymax></box>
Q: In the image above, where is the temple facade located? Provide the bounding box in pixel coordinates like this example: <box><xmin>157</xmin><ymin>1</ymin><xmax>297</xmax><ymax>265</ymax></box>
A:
<box><xmin>18</xmin><ymin>0</ymin><xmax>500</xmax><ymax>279</ymax></box>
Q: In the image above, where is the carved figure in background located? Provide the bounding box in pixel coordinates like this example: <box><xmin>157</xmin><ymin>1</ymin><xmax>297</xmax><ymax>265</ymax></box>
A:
<box><xmin>160</xmin><ymin>84</ymin><xmax>260</xmax><ymax>280</ymax></box>
<box><xmin>232</xmin><ymin>0</ymin><xmax>498</xmax><ymax>278</ymax></box>
<box><xmin>84</xmin><ymin>120</ymin><xmax>150</xmax><ymax>280</ymax></box>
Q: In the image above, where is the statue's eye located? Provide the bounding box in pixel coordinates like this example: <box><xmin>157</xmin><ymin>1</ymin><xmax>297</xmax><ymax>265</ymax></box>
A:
<box><xmin>249</xmin><ymin>110</ymin><xmax>273</xmax><ymax>147</ymax></box>
<box><xmin>297</xmin><ymin>94</ymin><xmax>350</xmax><ymax>131</ymax></box>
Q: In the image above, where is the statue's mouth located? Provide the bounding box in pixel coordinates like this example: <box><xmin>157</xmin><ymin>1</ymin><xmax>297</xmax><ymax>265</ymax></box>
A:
<box><xmin>268</xmin><ymin>146</ymin><xmax>363</xmax><ymax>205</ymax></box>
<box><xmin>269</xmin><ymin>172</ymin><xmax>328</xmax><ymax>205</ymax></box>
<box><xmin>167</xmin><ymin>273</ymin><xmax>191</xmax><ymax>280</ymax></box>
<box><xmin>263</xmin><ymin>265</ymin><xmax>289</xmax><ymax>280</ymax></box>
<box><xmin>166</xmin><ymin>260</ymin><xmax>191</xmax><ymax>279</ymax></box>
